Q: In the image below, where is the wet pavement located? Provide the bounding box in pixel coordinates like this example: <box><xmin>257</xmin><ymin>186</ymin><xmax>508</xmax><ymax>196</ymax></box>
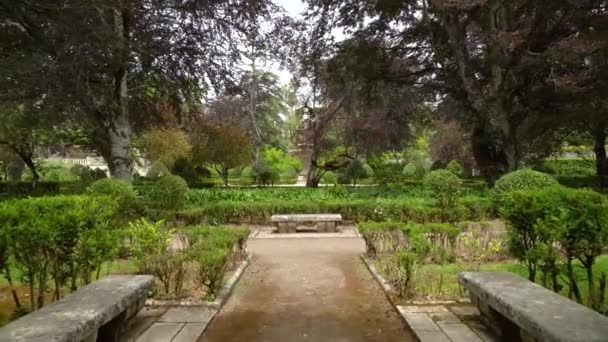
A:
<box><xmin>199</xmin><ymin>238</ymin><xmax>416</xmax><ymax>342</ymax></box>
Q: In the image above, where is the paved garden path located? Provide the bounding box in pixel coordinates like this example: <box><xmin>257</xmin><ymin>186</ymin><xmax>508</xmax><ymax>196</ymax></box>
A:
<box><xmin>199</xmin><ymin>237</ymin><xmax>416</xmax><ymax>342</ymax></box>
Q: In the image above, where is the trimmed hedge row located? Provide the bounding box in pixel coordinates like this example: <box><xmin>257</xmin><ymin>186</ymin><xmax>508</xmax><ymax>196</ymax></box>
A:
<box><xmin>151</xmin><ymin>197</ymin><xmax>495</xmax><ymax>225</ymax></box>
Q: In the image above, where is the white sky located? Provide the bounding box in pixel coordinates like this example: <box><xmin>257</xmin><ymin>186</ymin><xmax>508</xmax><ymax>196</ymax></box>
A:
<box><xmin>267</xmin><ymin>0</ymin><xmax>306</xmax><ymax>85</ymax></box>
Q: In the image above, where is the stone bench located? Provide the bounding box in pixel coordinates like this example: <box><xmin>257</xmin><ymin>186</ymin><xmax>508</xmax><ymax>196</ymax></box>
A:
<box><xmin>459</xmin><ymin>272</ymin><xmax>608</xmax><ymax>342</ymax></box>
<box><xmin>270</xmin><ymin>214</ymin><xmax>342</xmax><ymax>233</ymax></box>
<box><xmin>0</xmin><ymin>275</ymin><xmax>155</xmax><ymax>342</ymax></box>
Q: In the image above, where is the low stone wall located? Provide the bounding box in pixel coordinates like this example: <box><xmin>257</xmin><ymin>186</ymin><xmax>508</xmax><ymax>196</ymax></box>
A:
<box><xmin>0</xmin><ymin>275</ymin><xmax>155</xmax><ymax>342</ymax></box>
<box><xmin>460</xmin><ymin>272</ymin><xmax>608</xmax><ymax>342</ymax></box>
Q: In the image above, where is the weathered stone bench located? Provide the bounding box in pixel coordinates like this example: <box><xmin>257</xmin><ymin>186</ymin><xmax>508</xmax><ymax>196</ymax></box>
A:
<box><xmin>0</xmin><ymin>275</ymin><xmax>155</xmax><ymax>342</ymax></box>
<box><xmin>459</xmin><ymin>272</ymin><xmax>608</xmax><ymax>342</ymax></box>
<box><xmin>270</xmin><ymin>214</ymin><xmax>342</xmax><ymax>233</ymax></box>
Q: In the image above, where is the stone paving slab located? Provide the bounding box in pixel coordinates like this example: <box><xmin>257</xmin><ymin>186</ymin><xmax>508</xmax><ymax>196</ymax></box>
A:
<box><xmin>135</xmin><ymin>322</ymin><xmax>184</xmax><ymax>342</ymax></box>
<box><xmin>450</xmin><ymin>306</ymin><xmax>480</xmax><ymax>316</ymax></box>
<box><xmin>402</xmin><ymin>313</ymin><xmax>442</xmax><ymax>331</ymax></box>
<box><xmin>159</xmin><ymin>307</ymin><xmax>216</xmax><ymax>323</ymax></box>
<box><xmin>436</xmin><ymin>321</ymin><xmax>483</xmax><ymax>342</ymax></box>
<box><xmin>399</xmin><ymin>305</ymin><xmax>449</xmax><ymax>314</ymax></box>
<box><xmin>431</xmin><ymin>312</ymin><xmax>461</xmax><ymax>324</ymax></box>
<box><xmin>172</xmin><ymin>323</ymin><xmax>206</xmax><ymax>342</ymax></box>
<box><xmin>398</xmin><ymin>304</ymin><xmax>488</xmax><ymax>342</ymax></box>
<box><xmin>415</xmin><ymin>331</ymin><xmax>452</xmax><ymax>342</ymax></box>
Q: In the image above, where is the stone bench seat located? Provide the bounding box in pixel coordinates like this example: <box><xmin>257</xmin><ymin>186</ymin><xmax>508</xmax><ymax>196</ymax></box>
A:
<box><xmin>459</xmin><ymin>272</ymin><xmax>608</xmax><ymax>342</ymax></box>
<box><xmin>0</xmin><ymin>275</ymin><xmax>155</xmax><ymax>342</ymax></box>
<box><xmin>270</xmin><ymin>214</ymin><xmax>342</xmax><ymax>233</ymax></box>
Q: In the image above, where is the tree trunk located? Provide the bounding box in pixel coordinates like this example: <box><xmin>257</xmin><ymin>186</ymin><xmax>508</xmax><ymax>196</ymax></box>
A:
<box><xmin>21</xmin><ymin>155</ymin><xmax>39</xmax><ymax>190</ymax></box>
<box><xmin>471</xmin><ymin>126</ymin><xmax>508</xmax><ymax>184</ymax></box>
<box><xmin>593</xmin><ymin>129</ymin><xmax>608</xmax><ymax>176</ymax></box>
<box><xmin>108</xmin><ymin>7</ymin><xmax>133</xmax><ymax>181</ymax></box>
<box><xmin>306</xmin><ymin>159</ymin><xmax>320</xmax><ymax>188</ymax></box>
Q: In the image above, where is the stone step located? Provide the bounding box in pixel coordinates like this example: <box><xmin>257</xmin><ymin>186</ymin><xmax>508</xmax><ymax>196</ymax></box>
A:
<box><xmin>397</xmin><ymin>305</ymin><xmax>487</xmax><ymax>342</ymax></box>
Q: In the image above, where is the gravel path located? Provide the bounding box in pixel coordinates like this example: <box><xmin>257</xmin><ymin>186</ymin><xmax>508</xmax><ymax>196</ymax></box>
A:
<box><xmin>200</xmin><ymin>238</ymin><xmax>415</xmax><ymax>342</ymax></box>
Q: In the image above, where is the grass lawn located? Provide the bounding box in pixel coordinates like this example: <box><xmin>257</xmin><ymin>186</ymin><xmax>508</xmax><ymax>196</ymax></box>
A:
<box><xmin>412</xmin><ymin>255</ymin><xmax>608</xmax><ymax>306</ymax></box>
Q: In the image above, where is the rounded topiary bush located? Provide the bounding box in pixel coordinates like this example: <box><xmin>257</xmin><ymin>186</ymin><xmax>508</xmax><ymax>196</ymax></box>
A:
<box><xmin>423</xmin><ymin>169</ymin><xmax>462</xmax><ymax>207</ymax></box>
<box><xmin>150</xmin><ymin>174</ymin><xmax>189</xmax><ymax>210</ymax></box>
<box><xmin>87</xmin><ymin>178</ymin><xmax>139</xmax><ymax>209</ymax></box>
<box><xmin>402</xmin><ymin>162</ymin><xmax>426</xmax><ymax>180</ymax></box>
<box><xmin>492</xmin><ymin>169</ymin><xmax>558</xmax><ymax>197</ymax></box>
<box><xmin>446</xmin><ymin>160</ymin><xmax>463</xmax><ymax>176</ymax></box>
<box><xmin>321</xmin><ymin>171</ymin><xmax>337</xmax><ymax>184</ymax></box>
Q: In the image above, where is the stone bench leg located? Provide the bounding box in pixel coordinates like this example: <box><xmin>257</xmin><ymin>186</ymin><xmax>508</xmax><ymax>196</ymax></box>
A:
<box><xmin>97</xmin><ymin>295</ymin><xmax>147</xmax><ymax>342</ymax></box>
<box><xmin>469</xmin><ymin>293</ymin><xmax>528</xmax><ymax>341</ymax></box>
<box><xmin>316</xmin><ymin>222</ymin><xmax>337</xmax><ymax>233</ymax></box>
<box><xmin>277</xmin><ymin>222</ymin><xmax>297</xmax><ymax>233</ymax></box>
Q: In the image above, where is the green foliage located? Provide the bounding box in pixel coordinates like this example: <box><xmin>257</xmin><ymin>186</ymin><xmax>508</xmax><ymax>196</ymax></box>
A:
<box><xmin>148</xmin><ymin>175</ymin><xmax>189</xmax><ymax>211</ymax></box>
<box><xmin>140</xmin><ymin>127</ymin><xmax>192</xmax><ymax>170</ymax></box>
<box><xmin>343</xmin><ymin>159</ymin><xmax>369</xmax><ymax>185</ymax></box>
<box><xmin>87</xmin><ymin>178</ymin><xmax>140</xmax><ymax>217</ymax></box>
<box><xmin>128</xmin><ymin>218</ymin><xmax>188</xmax><ymax>296</ymax></box>
<box><xmin>402</xmin><ymin>162</ymin><xmax>426</xmax><ymax>180</ymax></box>
<box><xmin>537</xmin><ymin>158</ymin><xmax>595</xmax><ymax>176</ymax></box>
<box><xmin>0</xmin><ymin>195</ymin><xmax>121</xmax><ymax>310</ymax></box>
<box><xmin>251</xmin><ymin>158</ymin><xmax>278</xmax><ymax>186</ymax></box>
<box><xmin>423</xmin><ymin>170</ymin><xmax>462</xmax><ymax>221</ymax></box>
<box><xmin>171</xmin><ymin>157</ymin><xmax>210</xmax><ymax>185</ymax></box>
<box><xmin>492</xmin><ymin>169</ymin><xmax>558</xmax><ymax>197</ymax></box>
<box><xmin>129</xmin><ymin>220</ymin><xmax>249</xmax><ymax>299</ymax></box>
<box><xmin>70</xmin><ymin>164</ymin><xmax>107</xmax><ymax>184</ymax></box>
<box><xmin>446</xmin><ymin>160</ymin><xmax>463</xmax><ymax>176</ymax></box>
<box><xmin>261</xmin><ymin>147</ymin><xmax>302</xmax><ymax>174</ymax></box>
<box><xmin>321</xmin><ymin>171</ymin><xmax>337</xmax><ymax>184</ymax></box>
<box><xmin>499</xmin><ymin>186</ymin><xmax>608</xmax><ymax>309</ymax></box>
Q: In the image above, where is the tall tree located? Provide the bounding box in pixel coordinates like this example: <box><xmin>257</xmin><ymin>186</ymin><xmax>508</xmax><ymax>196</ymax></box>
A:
<box><xmin>1</xmin><ymin>0</ymin><xmax>275</xmax><ymax>180</ymax></box>
<box><xmin>303</xmin><ymin>0</ymin><xmax>604</xmax><ymax>181</ymax></box>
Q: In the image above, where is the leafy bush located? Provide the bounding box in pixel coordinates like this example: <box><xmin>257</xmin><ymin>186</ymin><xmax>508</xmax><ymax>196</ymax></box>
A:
<box><xmin>321</xmin><ymin>171</ymin><xmax>337</xmax><ymax>184</ymax></box>
<box><xmin>171</xmin><ymin>157</ymin><xmax>210</xmax><ymax>184</ymax></box>
<box><xmin>446</xmin><ymin>160</ymin><xmax>463</xmax><ymax>176</ymax></box>
<box><xmin>71</xmin><ymin>164</ymin><xmax>107</xmax><ymax>184</ymax></box>
<box><xmin>537</xmin><ymin>158</ymin><xmax>595</xmax><ymax>176</ymax></box>
<box><xmin>148</xmin><ymin>175</ymin><xmax>189</xmax><ymax>211</ymax></box>
<box><xmin>500</xmin><ymin>186</ymin><xmax>608</xmax><ymax>308</ymax></box>
<box><xmin>343</xmin><ymin>159</ymin><xmax>369</xmax><ymax>185</ymax></box>
<box><xmin>492</xmin><ymin>169</ymin><xmax>558</xmax><ymax>197</ymax></box>
<box><xmin>87</xmin><ymin>178</ymin><xmax>140</xmax><ymax>217</ymax></box>
<box><xmin>0</xmin><ymin>195</ymin><xmax>121</xmax><ymax>310</ymax></box>
<box><xmin>261</xmin><ymin>147</ymin><xmax>302</xmax><ymax>174</ymax></box>
<box><xmin>402</xmin><ymin>162</ymin><xmax>426</xmax><ymax>180</ymax></box>
<box><xmin>129</xmin><ymin>221</ymin><xmax>249</xmax><ymax>299</ymax></box>
<box><xmin>251</xmin><ymin>158</ymin><xmax>278</xmax><ymax>186</ymax></box>
<box><xmin>423</xmin><ymin>170</ymin><xmax>462</xmax><ymax>221</ymax></box>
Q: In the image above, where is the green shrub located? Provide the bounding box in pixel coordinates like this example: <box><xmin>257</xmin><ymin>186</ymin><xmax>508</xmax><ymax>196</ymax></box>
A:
<box><xmin>251</xmin><ymin>159</ymin><xmax>278</xmax><ymax>186</ymax></box>
<box><xmin>538</xmin><ymin>158</ymin><xmax>595</xmax><ymax>176</ymax></box>
<box><xmin>402</xmin><ymin>162</ymin><xmax>426</xmax><ymax>180</ymax></box>
<box><xmin>128</xmin><ymin>218</ymin><xmax>189</xmax><ymax>296</ymax></box>
<box><xmin>423</xmin><ymin>170</ymin><xmax>462</xmax><ymax>221</ymax></box>
<box><xmin>321</xmin><ymin>171</ymin><xmax>337</xmax><ymax>184</ymax></box>
<box><xmin>343</xmin><ymin>159</ymin><xmax>369</xmax><ymax>185</ymax></box>
<box><xmin>281</xmin><ymin>166</ymin><xmax>299</xmax><ymax>179</ymax></box>
<box><xmin>0</xmin><ymin>195</ymin><xmax>121</xmax><ymax>310</ymax></box>
<box><xmin>500</xmin><ymin>186</ymin><xmax>608</xmax><ymax>308</ymax></box>
<box><xmin>193</xmin><ymin>245</ymin><xmax>231</xmax><ymax>299</ymax></box>
<box><xmin>71</xmin><ymin>164</ymin><xmax>107</xmax><ymax>184</ymax></box>
<box><xmin>446</xmin><ymin>160</ymin><xmax>463</xmax><ymax>176</ymax></box>
<box><xmin>149</xmin><ymin>175</ymin><xmax>189</xmax><ymax>211</ymax></box>
<box><xmin>87</xmin><ymin>178</ymin><xmax>139</xmax><ymax>215</ymax></box>
<box><xmin>492</xmin><ymin>169</ymin><xmax>558</xmax><ymax>197</ymax></box>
